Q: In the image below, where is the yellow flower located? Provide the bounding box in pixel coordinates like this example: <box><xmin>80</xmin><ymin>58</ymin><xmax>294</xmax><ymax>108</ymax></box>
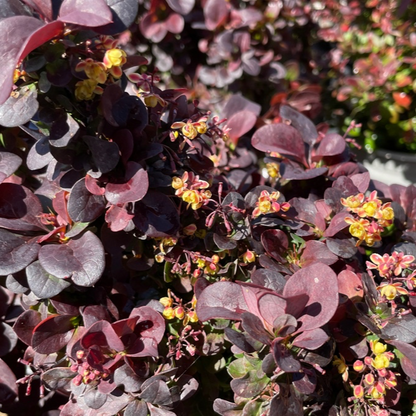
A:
<box><xmin>266</xmin><ymin>162</ymin><xmax>280</xmax><ymax>179</ymax></box>
<box><xmin>172</xmin><ymin>177</ymin><xmax>184</xmax><ymax>190</ymax></box>
<box><xmin>349</xmin><ymin>222</ymin><xmax>367</xmax><ymax>240</ymax></box>
<box><xmin>362</xmin><ymin>201</ymin><xmax>378</xmax><ymax>217</ymax></box>
<box><xmin>160</xmin><ymin>297</ymin><xmax>173</xmax><ymax>307</ymax></box>
<box><xmin>372</xmin><ymin>354</ymin><xmax>390</xmax><ymax>370</ymax></box>
<box><xmin>103</xmin><ymin>48</ymin><xmax>127</xmax><ymax>68</ymax></box>
<box><xmin>75</xmin><ymin>79</ymin><xmax>102</xmax><ymax>101</ymax></box>
<box><xmin>379</xmin><ymin>284</ymin><xmax>397</xmax><ymax>300</ymax></box>
<box><xmin>163</xmin><ymin>307</ymin><xmax>175</xmax><ymax>320</ymax></box>
<box><xmin>370</xmin><ymin>340</ymin><xmax>387</xmax><ymax>355</ymax></box>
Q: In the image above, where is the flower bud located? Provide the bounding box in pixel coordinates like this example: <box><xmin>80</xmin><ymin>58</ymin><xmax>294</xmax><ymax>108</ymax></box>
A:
<box><xmin>174</xmin><ymin>306</ymin><xmax>185</xmax><ymax>320</ymax></box>
<box><xmin>353</xmin><ymin>385</ymin><xmax>364</xmax><ymax>399</ymax></box>
<box><xmin>160</xmin><ymin>297</ymin><xmax>173</xmax><ymax>307</ymax></box>
<box><xmin>353</xmin><ymin>360</ymin><xmax>365</xmax><ymax>372</ymax></box>
<box><xmin>163</xmin><ymin>307</ymin><xmax>175</xmax><ymax>320</ymax></box>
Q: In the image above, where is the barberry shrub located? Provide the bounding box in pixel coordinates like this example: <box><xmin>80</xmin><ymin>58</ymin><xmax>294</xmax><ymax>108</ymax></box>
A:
<box><xmin>1</xmin><ymin>1</ymin><xmax>416</xmax><ymax>416</ymax></box>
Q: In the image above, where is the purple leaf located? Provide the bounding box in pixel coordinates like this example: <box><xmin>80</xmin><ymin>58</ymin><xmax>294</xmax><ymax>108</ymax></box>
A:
<box><xmin>257</xmin><ymin>293</ymin><xmax>286</xmax><ymax>330</ymax></box>
<box><xmin>292</xmin><ymin>369</ymin><xmax>317</xmax><ymax>394</ymax></box>
<box><xmin>272</xmin><ymin>341</ymin><xmax>301</xmax><ymax>373</ymax></box>
<box><xmin>350</xmin><ymin>172</ymin><xmax>370</xmax><ymax>193</ymax></box>
<box><xmin>147</xmin><ymin>403</ymin><xmax>177</xmax><ymax>416</ymax></box>
<box><xmin>292</xmin><ymin>328</ymin><xmax>329</xmax><ymax>350</ymax></box>
<box><xmin>0</xmin><ymin>0</ymin><xmax>33</xmax><ymax>19</ymax></box>
<box><xmin>280</xmin><ymin>105</ymin><xmax>318</xmax><ymax>146</ymax></box>
<box><xmin>140</xmin><ymin>378</ymin><xmax>172</xmax><ymax>406</ymax></box>
<box><xmin>134</xmin><ymin>190</ymin><xmax>180</xmax><ymax>238</ymax></box>
<box><xmin>84</xmin><ymin>135</ymin><xmax>120</xmax><ymax>174</ymax></box>
<box><xmin>252</xmin><ymin>124</ymin><xmax>307</xmax><ymax>166</ymax></box>
<box><xmin>251</xmin><ymin>268</ymin><xmax>286</xmax><ymax>294</ymax></box>
<box><xmin>0</xmin><ymin>151</ymin><xmax>21</xmax><ymax>183</ymax></box>
<box><xmin>388</xmin><ymin>340</ymin><xmax>416</xmax><ymax>380</ymax></box>
<box><xmin>196</xmin><ymin>281</ymin><xmax>249</xmax><ymax>322</ymax></box>
<box><xmin>114</xmin><ymin>364</ymin><xmax>143</xmax><ymax>393</ymax></box>
<box><xmin>105</xmin><ymin>205</ymin><xmax>134</xmax><ymax>232</ymax></box>
<box><xmin>39</xmin><ymin>231</ymin><xmax>105</xmax><ymax>286</ymax></box>
<box><xmin>58</xmin><ymin>0</ymin><xmax>112</xmax><ymax>26</ymax></box>
<box><xmin>326</xmin><ymin>237</ymin><xmax>357</xmax><ymax>259</ymax></box>
<box><xmin>315</xmin><ymin>133</ymin><xmax>346</xmax><ymax>157</ymax></box>
<box><xmin>12</xmin><ymin>309</ymin><xmax>41</xmax><ymax>345</ymax></box>
<box><xmin>382</xmin><ymin>314</ymin><xmax>416</xmax><ymax>343</ymax></box>
<box><xmin>204</xmin><ymin>0</ymin><xmax>229</xmax><ymax>31</ymax></box>
<box><xmin>105</xmin><ymin>162</ymin><xmax>149</xmax><ymax>204</ymax></box>
<box><xmin>241</xmin><ymin>312</ymin><xmax>272</xmax><ymax>345</ymax></box>
<box><xmin>49</xmin><ymin>113</ymin><xmax>79</xmax><ymax>147</ymax></box>
<box><xmin>226</xmin><ymin>110</ymin><xmax>257</xmax><ymax>145</ymax></box>
<box><xmin>224</xmin><ymin>327</ymin><xmax>256</xmax><ymax>353</ymax></box>
<box><xmin>21</xmin><ymin>0</ymin><xmax>53</xmax><ymax>20</ymax></box>
<box><xmin>301</xmin><ymin>241</ymin><xmax>338</xmax><ymax>267</ymax></box>
<box><xmin>166</xmin><ymin>0</ymin><xmax>194</xmax><ymax>14</ymax></box>
<box><xmin>32</xmin><ymin>314</ymin><xmax>75</xmax><ymax>354</ymax></box>
<box><xmin>0</xmin><ymin>183</ymin><xmax>45</xmax><ymax>231</ymax></box>
<box><xmin>67</xmin><ymin>178</ymin><xmax>106</xmax><ymax>223</ymax></box>
<box><xmin>82</xmin><ymin>320</ymin><xmax>125</xmax><ymax>352</ymax></box>
<box><xmin>270</xmin><ymin>384</ymin><xmax>303</xmax><ymax>415</ymax></box>
<box><xmin>283</xmin><ymin>263</ymin><xmax>339</xmax><ymax>332</ymax></box>
<box><xmin>42</xmin><ymin>368</ymin><xmax>75</xmax><ymax>393</ymax></box>
<box><xmin>0</xmin><ymin>359</ymin><xmax>17</xmax><ymax>402</ymax></box>
<box><xmin>280</xmin><ymin>163</ymin><xmax>328</xmax><ymax>180</ymax></box>
<box><xmin>323</xmin><ymin>211</ymin><xmax>352</xmax><ymax>238</ymax></box>
<box><xmin>261</xmin><ymin>229</ymin><xmax>288</xmax><ymax>263</ymax></box>
<box><xmin>0</xmin><ymin>323</ymin><xmax>17</xmax><ymax>356</ymax></box>
<box><xmin>0</xmin><ymin>17</ymin><xmax>63</xmax><ymax>105</ymax></box>
<box><xmin>124</xmin><ymin>400</ymin><xmax>148</xmax><ymax>416</ymax></box>
<box><xmin>272</xmin><ymin>314</ymin><xmax>297</xmax><ymax>337</ymax></box>
<box><xmin>0</xmin><ymin>229</ymin><xmax>40</xmax><ymax>275</ymax></box>
<box><xmin>222</xmin><ymin>94</ymin><xmax>261</xmax><ymax>120</ymax></box>
<box><xmin>26</xmin><ymin>261</ymin><xmax>71</xmax><ymax>298</ymax></box>
<box><xmin>26</xmin><ymin>136</ymin><xmax>53</xmax><ymax>170</ymax></box>
<box><xmin>94</xmin><ymin>0</ymin><xmax>139</xmax><ymax>35</ymax></box>
<box><xmin>84</xmin><ymin>389</ymin><xmax>107</xmax><ymax>409</ymax></box>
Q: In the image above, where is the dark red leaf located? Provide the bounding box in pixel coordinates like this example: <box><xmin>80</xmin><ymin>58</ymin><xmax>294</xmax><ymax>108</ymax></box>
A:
<box><xmin>292</xmin><ymin>369</ymin><xmax>317</xmax><ymax>394</ymax></box>
<box><xmin>388</xmin><ymin>340</ymin><xmax>416</xmax><ymax>380</ymax></box>
<box><xmin>105</xmin><ymin>204</ymin><xmax>134</xmax><ymax>232</ymax></box>
<box><xmin>292</xmin><ymin>328</ymin><xmax>329</xmax><ymax>350</ymax></box>
<box><xmin>323</xmin><ymin>211</ymin><xmax>352</xmax><ymax>238</ymax></box>
<box><xmin>0</xmin><ymin>323</ymin><xmax>17</xmax><ymax>356</ymax></box>
<box><xmin>301</xmin><ymin>241</ymin><xmax>338</xmax><ymax>267</ymax></box>
<box><xmin>26</xmin><ymin>260</ymin><xmax>71</xmax><ymax>298</ymax></box>
<box><xmin>94</xmin><ymin>0</ymin><xmax>139</xmax><ymax>35</ymax></box>
<box><xmin>241</xmin><ymin>312</ymin><xmax>272</xmax><ymax>345</ymax></box>
<box><xmin>252</xmin><ymin>124</ymin><xmax>307</xmax><ymax>166</ymax></box>
<box><xmin>58</xmin><ymin>0</ymin><xmax>112</xmax><ymax>26</ymax></box>
<box><xmin>84</xmin><ymin>136</ymin><xmax>120</xmax><ymax>174</ymax></box>
<box><xmin>272</xmin><ymin>341</ymin><xmax>301</xmax><ymax>373</ymax></box>
<box><xmin>42</xmin><ymin>368</ymin><xmax>75</xmax><ymax>393</ymax></box>
<box><xmin>280</xmin><ymin>105</ymin><xmax>318</xmax><ymax>146</ymax></box>
<box><xmin>105</xmin><ymin>162</ymin><xmax>149</xmax><ymax>204</ymax></box>
<box><xmin>0</xmin><ymin>229</ymin><xmax>40</xmax><ymax>275</ymax></box>
<box><xmin>32</xmin><ymin>314</ymin><xmax>75</xmax><ymax>354</ymax></box>
<box><xmin>315</xmin><ymin>133</ymin><xmax>346</xmax><ymax>157</ymax></box>
<box><xmin>0</xmin><ymin>151</ymin><xmax>21</xmax><ymax>184</ymax></box>
<box><xmin>166</xmin><ymin>0</ymin><xmax>194</xmax><ymax>14</ymax></box>
<box><xmin>257</xmin><ymin>293</ymin><xmax>286</xmax><ymax>330</ymax></box>
<box><xmin>134</xmin><ymin>190</ymin><xmax>179</xmax><ymax>238</ymax></box>
<box><xmin>67</xmin><ymin>178</ymin><xmax>106</xmax><ymax>223</ymax></box>
<box><xmin>0</xmin><ymin>183</ymin><xmax>45</xmax><ymax>231</ymax></box>
<box><xmin>0</xmin><ymin>17</ymin><xmax>63</xmax><ymax>105</ymax></box>
<box><xmin>204</xmin><ymin>0</ymin><xmax>229</xmax><ymax>31</ymax></box>
<box><xmin>196</xmin><ymin>281</ymin><xmax>250</xmax><ymax>322</ymax></box>
<box><xmin>226</xmin><ymin>110</ymin><xmax>257</xmax><ymax>145</ymax></box>
<box><xmin>12</xmin><ymin>309</ymin><xmax>41</xmax><ymax>345</ymax></box>
<box><xmin>283</xmin><ymin>263</ymin><xmax>339</xmax><ymax>332</ymax></box>
<box><xmin>0</xmin><ymin>358</ymin><xmax>17</xmax><ymax>402</ymax></box>
<box><xmin>261</xmin><ymin>229</ymin><xmax>288</xmax><ymax>263</ymax></box>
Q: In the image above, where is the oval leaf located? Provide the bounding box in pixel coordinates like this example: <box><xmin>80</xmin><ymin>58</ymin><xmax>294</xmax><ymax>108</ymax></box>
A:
<box><xmin>283</xmin><ymin>263</ymin><xmax>339</xmax><ymax>332</ymax></box>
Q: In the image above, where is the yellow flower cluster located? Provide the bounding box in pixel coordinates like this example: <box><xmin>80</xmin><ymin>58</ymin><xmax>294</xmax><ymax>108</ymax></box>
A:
<box><xmin>160</xmin><ymin>293</ymin><xmax>198</xmax><ymax>325</ymax></box>
<box><xmin>172</xmin><ymin>171</ymin><xmax>211</xmax><ymax>210</ymax></box>
<box><xmin>171</xmin><ymin>116</ymin><xmax>208</xmax><ymax>140</ymax></box>
<box><xmin>338</xmin><ymin>340</ymin><xmax>398</xmax><ymax>405</ymax></box>
<box><xmin>342</xmin><ymin>191</ymin><xmax>394</xmax><ymax>246</ymax></box>
<box><xmin>252</xmin><ymin>190</ymin><xmax>290</xmax><ymax>218</ymax></box>
<box><xmin>75</xmin><ymin>36</ymin><xmax>127</xmax><ymax>101</ymax></box>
